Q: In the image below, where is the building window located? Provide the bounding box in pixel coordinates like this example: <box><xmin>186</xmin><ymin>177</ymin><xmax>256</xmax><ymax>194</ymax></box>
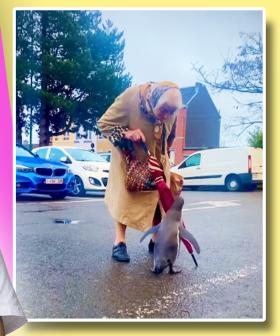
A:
<box><xmin>64</xmin><ymin>132</ymin><xmax>69</xmax><ymax>141</ymax></box>
<box><xmin>87</xmin><ymin>131</ymin><xmax>92</xmax><ymax>140</ymax></box>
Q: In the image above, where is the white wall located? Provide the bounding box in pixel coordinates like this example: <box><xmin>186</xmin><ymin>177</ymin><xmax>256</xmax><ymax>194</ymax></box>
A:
<box><xmin>74</xmin><ymin>126</ymin><xmax>97</xmax><ymax>150</ymax></box>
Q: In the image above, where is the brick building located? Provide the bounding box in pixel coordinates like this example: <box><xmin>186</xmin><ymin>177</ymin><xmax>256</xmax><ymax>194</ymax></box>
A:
<box><xmin>170</xmin><ymin>82</ymin><xmax>221</xmax><ymax>165</ymax></box>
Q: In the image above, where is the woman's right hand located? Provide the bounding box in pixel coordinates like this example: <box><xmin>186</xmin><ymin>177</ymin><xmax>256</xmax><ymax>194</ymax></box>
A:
<box><xmin>124</xmin><ymin>129</ymin><xmax>146</xmax><ymax>142</ymax></box>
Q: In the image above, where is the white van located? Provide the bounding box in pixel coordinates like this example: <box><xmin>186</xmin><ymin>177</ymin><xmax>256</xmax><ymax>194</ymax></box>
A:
<box><xmin>171</xmin><ymin>147</ymin><xmax>263</xmax><ymax>191</ymax></box>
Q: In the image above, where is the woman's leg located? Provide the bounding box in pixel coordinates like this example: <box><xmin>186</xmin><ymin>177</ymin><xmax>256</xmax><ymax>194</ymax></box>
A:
<box><xmin>112</xmin><ymin>222</ymin><xmax>130</xmax><ymax>262</ymax></box>
<box><xmin>114</xmin><ymin>222</ymin><xmax>127</xmax><ymax>245</ymax></box>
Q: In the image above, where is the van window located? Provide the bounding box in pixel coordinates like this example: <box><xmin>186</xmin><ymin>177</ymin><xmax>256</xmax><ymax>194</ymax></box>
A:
<box><xmin>179</xmin><ymin>153</ymin><xmax>201</xmax><ymax>169</ymax></box>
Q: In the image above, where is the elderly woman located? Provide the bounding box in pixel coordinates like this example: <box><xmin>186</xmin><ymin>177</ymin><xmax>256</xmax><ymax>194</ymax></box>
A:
<box><xmin>97</xmin><ymin>81</ymin><xmax>185</xmax><ymax>262</ymax></box>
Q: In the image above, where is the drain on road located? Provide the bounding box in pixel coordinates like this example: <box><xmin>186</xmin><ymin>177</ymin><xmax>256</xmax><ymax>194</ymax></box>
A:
<box><xmin>54</xmin><ymin>219</ymin><xmax>81</xmax><ymax>224</ymax></box>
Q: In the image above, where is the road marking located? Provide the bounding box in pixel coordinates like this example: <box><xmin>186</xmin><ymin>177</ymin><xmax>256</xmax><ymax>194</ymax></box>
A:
<box><xmin>183</xmin><ymin>205</ymin><xmax>240</xmax><ymax>212</ymax></box>
<box><xmin>18</xmin><ymin>200</ymin><xmax>241</xmax><ymax>207</ymax></box>
<box><xmin>118</xmin><ymin>263</ymin><xmax>262</xmax><ymax>319</ymax></box>
<box><xmin>17</xmin><ymin>199</ymin><xmax>104</xmax><ymax>205</ymax></box>
<box><xmin>183</xmin><ymin>200</ymin><xmax>241</xmax><ymax>212</ymax></box>
<box><xmin>187</xmin><ymin>200</ymin><xmax>240</xmax><ymax>206</ymax></box>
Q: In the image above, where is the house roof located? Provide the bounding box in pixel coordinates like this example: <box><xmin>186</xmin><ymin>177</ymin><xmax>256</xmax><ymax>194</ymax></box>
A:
<box><xmin>180</xmin><ymin>86</ymin><xmax>197</xmax><ymax>105</ymax></box>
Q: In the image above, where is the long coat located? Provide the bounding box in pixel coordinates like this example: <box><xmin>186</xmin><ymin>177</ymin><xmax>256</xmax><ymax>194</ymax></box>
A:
<box><xmin>97</xmin><ymin>85</ymin><xmax>177</xmax><ymax>232</ymax></box>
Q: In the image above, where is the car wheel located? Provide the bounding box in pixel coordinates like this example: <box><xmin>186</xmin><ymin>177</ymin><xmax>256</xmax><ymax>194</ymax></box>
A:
<box><xmin>71</xmin><ymin>176</ymin><xmax>85</xmax><ymax>197</ymax></box>
<box><xmin>50</xmin><ymin>192</ymin><xmax>68</xmax><ymax>200</ymax></box>
<box><xmin>225</xmin><ymin>175</ymin><xmax>242</xmax><ymax>191</ymax></box>
<box><xmin>190</xmin><ymin>186</ymin><xmax>199</xmax><ymax>191</ymax></box>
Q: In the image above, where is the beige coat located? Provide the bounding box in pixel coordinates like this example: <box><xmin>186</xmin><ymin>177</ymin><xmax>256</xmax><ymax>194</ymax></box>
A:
<box><xmin>97</xmin><ymin>85</ymin><xmax>177</xmax><ymax>232</ymax></box>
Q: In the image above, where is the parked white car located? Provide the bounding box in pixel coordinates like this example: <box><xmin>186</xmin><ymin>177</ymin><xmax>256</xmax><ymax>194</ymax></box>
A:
<box><xmin>33</xmin><ymin>146</ymin><xmax>110</xmax><ymax>196</ymax></box>
<box><xmin>171</xmin><ymin>147</ymin><xmax>263</xmax><ymax>191</ymax></box>
<box><xmin>99</xmin><ymin>152</ymin><xmax>111</xmax><ymax>163</ymax></box>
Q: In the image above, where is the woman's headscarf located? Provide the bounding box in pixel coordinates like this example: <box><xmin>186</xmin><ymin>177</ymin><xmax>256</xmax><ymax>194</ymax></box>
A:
<box><xmin>139</xmin><ymin>81</ymin><xmax>181</xmax><ymax>120</ymax></box>
<box><xmin>139</xmin><ymin>81</ymin><xmax>183</xmax><ymax>155</ymax></box>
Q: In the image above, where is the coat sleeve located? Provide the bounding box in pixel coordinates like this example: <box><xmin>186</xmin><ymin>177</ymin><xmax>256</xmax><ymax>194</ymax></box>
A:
<box><xmin>97</xmin><ymin>90</ymin><xmax>130</xmax><ymax>147</ymax></box>
<box><xmin>167</xmin><ymin>117</ymin><xmax>177</xmax><ymax>157</ymax></box>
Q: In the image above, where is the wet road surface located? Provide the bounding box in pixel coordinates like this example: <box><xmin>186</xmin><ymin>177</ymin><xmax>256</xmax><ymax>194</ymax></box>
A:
<box><xmin>16</xmin><ymin>190</ymin><xmax>264</xmax><ymax>320</ymax></box>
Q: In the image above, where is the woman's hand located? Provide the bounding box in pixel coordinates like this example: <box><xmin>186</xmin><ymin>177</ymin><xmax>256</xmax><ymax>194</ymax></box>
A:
<box><xmin>124</xmin><ymin>129</ymin><xmax>146</xmax><ymax>142</ymax></box>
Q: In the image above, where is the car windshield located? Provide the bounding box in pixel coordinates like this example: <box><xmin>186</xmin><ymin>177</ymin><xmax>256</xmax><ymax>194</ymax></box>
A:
<box><xmin>16</xmin><ymin>144</ymin><xmax>35</xmax><ymax>158</ymax></box>
<box><xmin>65</xmin><ymin>148</ymin><xmax>107</xmax><ymax>162</ymax></box>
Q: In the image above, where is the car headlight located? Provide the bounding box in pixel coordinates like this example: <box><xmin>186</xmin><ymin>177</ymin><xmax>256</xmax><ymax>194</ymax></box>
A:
<box><xmin>16</xmin><ymin>165</ymin><xmax>34</xmax><ymax>173</ymax></box>
<box><xmin>82</xmin><ymin>164</ymin><xmax>99</xmax><ymax>172</ymax></box>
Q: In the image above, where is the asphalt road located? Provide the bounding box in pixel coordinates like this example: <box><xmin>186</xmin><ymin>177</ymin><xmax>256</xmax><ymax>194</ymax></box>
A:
<box><xmin>16</xmin><ymin>189</ymin><xmax>264</xmax><ymax>320</ymax></box>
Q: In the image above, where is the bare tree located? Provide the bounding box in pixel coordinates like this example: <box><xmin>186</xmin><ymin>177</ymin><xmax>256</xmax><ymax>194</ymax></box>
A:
<box><xmin>192</xmin><ymin>32</ymin><xmax>263</xmax><ymax>136</ymax></box>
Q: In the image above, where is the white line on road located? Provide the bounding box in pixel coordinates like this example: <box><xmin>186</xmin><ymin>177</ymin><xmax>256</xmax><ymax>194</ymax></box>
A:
<box><xmin>118</xmin><ymin>263</ymin><xmax>262</xmax><ymax>319</ymax></box>
<box><xmin>18</xmin><ymin>199</ymin><xmax>242</xmax><ymax>208</ymax></box>
<box><xmin>187</xmin><ymin>200</ymin><xmax>240</xmax><ymax>206</ymax></box>
<box><xmin>183</xmin><ymin>200</ymin><xmax>241</xmax><ymax>212</ymax></box>
<box><xmin>17</xmin><ymin>199</ymin><xmax>104</xmax><ymax>205</ymax></box>
<box><xmin>183</xmin><ymin>204</ymin><xmax>241</xmax><ymax>212</ymax></box>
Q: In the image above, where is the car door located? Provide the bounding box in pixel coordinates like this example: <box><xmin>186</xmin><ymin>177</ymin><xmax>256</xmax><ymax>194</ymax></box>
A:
<box><xmin>177</xmin><ymin>153</ymin><xmax>202</xmax><ymax>186</ymax></box>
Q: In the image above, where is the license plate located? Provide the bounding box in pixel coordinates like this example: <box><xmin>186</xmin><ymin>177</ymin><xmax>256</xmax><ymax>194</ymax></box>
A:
<box><xmin>45</xmin><ymin>179</ymin><xmax>63</xmax><ymax>184</ymax></box>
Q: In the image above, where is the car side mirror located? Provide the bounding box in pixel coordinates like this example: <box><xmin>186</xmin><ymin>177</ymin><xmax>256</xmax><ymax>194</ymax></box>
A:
<box><xmin>60</xmin><ymin>156</ymin><xmax>71</xmax><ymax>164</ymax></box>
<box><xmin>35</xmin><ymin>153</ymin><xmax>39</xmax><ymax>158</ymax></box>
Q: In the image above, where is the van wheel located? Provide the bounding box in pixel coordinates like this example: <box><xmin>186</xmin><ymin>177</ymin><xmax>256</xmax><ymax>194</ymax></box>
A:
<box><xmin>190</xmin><ymin>186</ymin><xmax>199</xmax><ymax>191</ymax></box>
<box><xmin>225</xmin><ymin>175</ymin><xmax>242</xmax><ymax>192</ymax></box>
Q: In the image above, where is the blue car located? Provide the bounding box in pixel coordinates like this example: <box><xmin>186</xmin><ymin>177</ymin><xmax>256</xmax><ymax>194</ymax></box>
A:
<box><xmin>16</xmin><ymin>143</ymin><xmax>75</xmax><ymax>200</ymax></box>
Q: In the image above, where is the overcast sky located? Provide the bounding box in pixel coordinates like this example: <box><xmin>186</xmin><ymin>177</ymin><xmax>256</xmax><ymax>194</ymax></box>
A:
<box><xmin>25</xmin><ymin>9</ymin><xmax>263</xmax><ymax>146</ymax></box>
<box><xmin>101</xmin><ymin>9</ymin><xmax>263</xmax><ymax>146</ymax></box>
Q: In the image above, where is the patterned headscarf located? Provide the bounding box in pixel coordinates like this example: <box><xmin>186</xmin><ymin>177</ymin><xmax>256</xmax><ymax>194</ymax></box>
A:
<box><xmin>139</xmin><ymin>81</ymin><xmax>180</xmax><ymax>120</ymax></box>
<box><xmin>139</xmin><ymin>81</ymin><xmax>181</xmax><ymax>155</ymax></box>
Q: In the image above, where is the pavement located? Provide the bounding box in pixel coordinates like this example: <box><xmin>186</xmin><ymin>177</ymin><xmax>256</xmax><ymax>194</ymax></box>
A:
<box><xmin>16</xmin><ymin>189</ymin><xmax>264</xmax><ymax>320</ymax></box>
